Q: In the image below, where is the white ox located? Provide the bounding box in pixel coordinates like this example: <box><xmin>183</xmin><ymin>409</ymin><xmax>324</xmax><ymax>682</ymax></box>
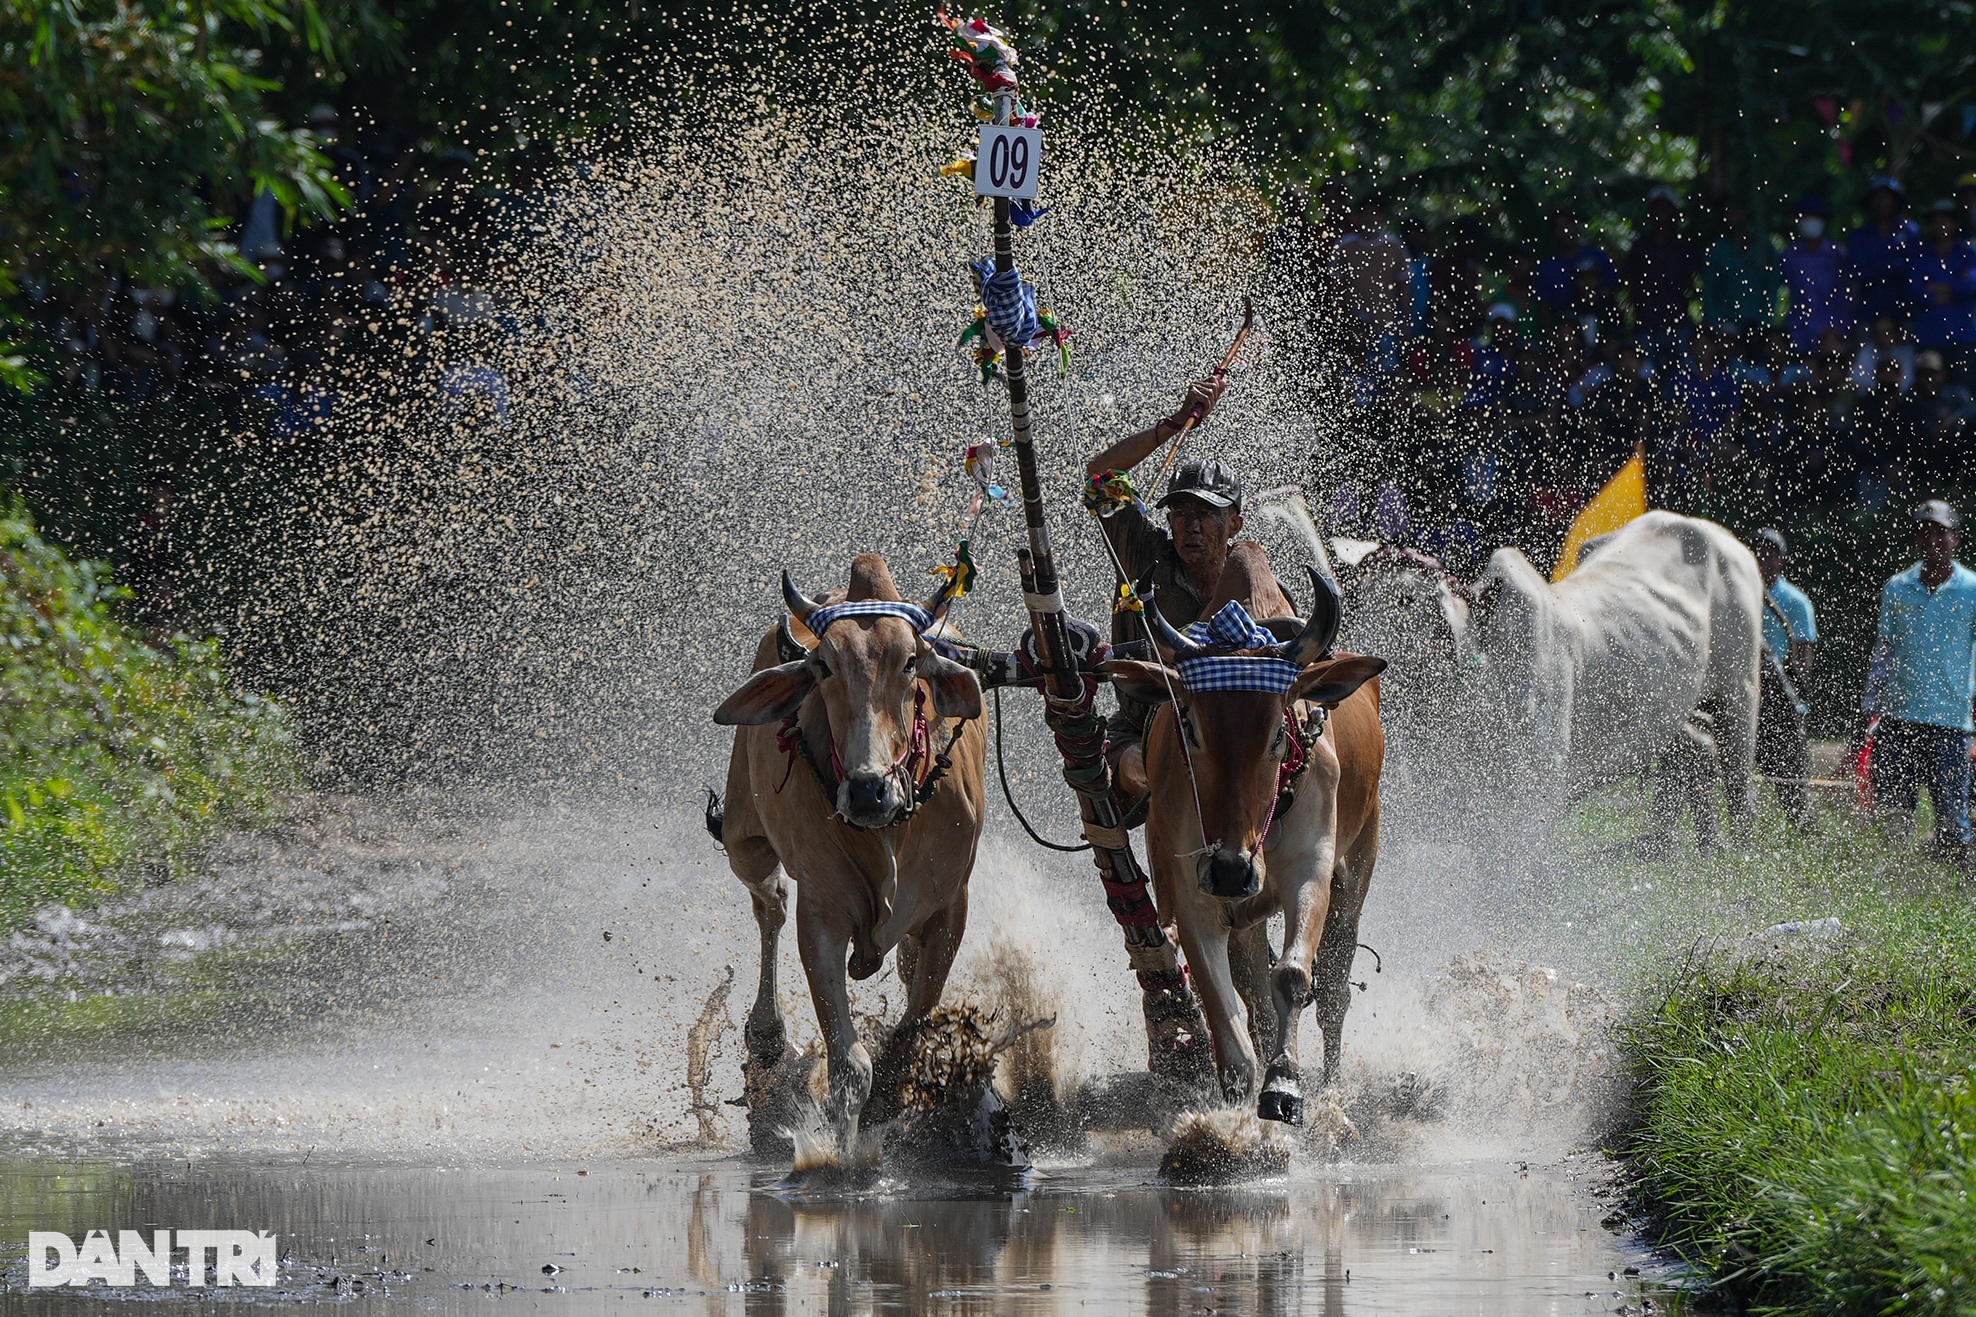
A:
<box><xmin>1337</xmin><ymin>511</ymin><xmax>1763</xmax><ymax>848</ymax></box>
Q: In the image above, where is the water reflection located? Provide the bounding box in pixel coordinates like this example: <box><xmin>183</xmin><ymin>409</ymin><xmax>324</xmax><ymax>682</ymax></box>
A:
<box><xmin>0</xmin><ymin>1152</ymin><xmax>1664</xmax><ymax>1313</ymax></box>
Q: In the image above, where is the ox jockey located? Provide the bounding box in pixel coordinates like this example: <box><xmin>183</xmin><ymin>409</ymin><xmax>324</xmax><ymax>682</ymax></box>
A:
<box><xmin>1082</xmin><ymin>378</ymin><xmax>1245</xmax><ymax>820</ymax></box>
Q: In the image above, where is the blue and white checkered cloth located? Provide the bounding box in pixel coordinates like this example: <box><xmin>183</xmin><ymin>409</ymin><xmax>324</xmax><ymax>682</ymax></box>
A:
<box><xmin>1177</xmin><ymin>654</ymin><xmax>1303</xmax><ymax>693</ymax></box>
<box><xmin>804</xmin><ymin>600</ymin><xmax>935</xmax><ymax>635</ymax></box>
<box><xmin>973</xmin><ymin>257</ymin><xmax>1040</xmax><ymax>348</ymax></box>
<box><xmin>1173</xmin><ymin>602</ymin><xmax>1300</xmax><ymax>692</ymax></box>
<box><xmin>1184</xmin><ymin>601</ymin><xmax>1277</xmax><ymax>650</ymax></box>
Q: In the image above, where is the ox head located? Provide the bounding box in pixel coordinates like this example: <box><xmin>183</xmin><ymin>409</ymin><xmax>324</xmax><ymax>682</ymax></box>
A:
<box><xmin>713</xmin><ymin>555</ymin><xmax>981</xmax><ymax>829</ymax></box>
<box><xmin>1102</xmin><ymin>567</ymin><xmax>1385</xmax><ymax>900</ymax></box>
<box><xmin>1331</xmin><ymin>540</ymin><xmax>1469</xmax><ymax>687</ymax></box>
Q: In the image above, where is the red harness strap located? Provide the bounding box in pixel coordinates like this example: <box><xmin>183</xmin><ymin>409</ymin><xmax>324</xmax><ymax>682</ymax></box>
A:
<box><xmin>775</xmin><ymin>688</ymin><xmax>935</xmax><ymax>799</ymax></box>
<box><xmin>1250</xmin><ymin>704</ymin><xmax>1313</xmax><ymax>858</ymax></box>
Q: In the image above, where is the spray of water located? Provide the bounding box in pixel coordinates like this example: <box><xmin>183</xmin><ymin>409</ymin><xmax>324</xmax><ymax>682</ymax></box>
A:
<box><xmin>2</xmin><ymin>19</ymin><xmax>1630</xmax><ymax>1171</ymax></box>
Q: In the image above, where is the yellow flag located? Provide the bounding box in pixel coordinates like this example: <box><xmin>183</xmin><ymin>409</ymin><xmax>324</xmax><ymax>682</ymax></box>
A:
<box><xmin>1552</xmin><ymin>446</ymin><xmax>1646</xmax><ymax>582</ymax></box>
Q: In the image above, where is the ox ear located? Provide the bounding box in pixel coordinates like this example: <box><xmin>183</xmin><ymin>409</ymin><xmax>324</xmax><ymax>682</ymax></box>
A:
<box><xmin>1288</xmin><ymin>653</ymin><xmax>1387</xmax><ymax>709</ymax></box>
<box><xmin>1099</xmin><ymin>659</ymin><xmax>1179</xmax><ymax>707</ymax></box>
<box><xmin>713</xmin><ymin>661</ymin><xmax>815</xmax><ymax>726</ymax></box>
<box><xmin>918</xmin><ymin>650</ymin><xmax>983</xmax><ymax>720</ymax></box>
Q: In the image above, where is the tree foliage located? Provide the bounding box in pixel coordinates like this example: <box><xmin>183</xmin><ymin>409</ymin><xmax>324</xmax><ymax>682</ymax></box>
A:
<box><xmin>0</xmin><ymin>1</ymin><xmax>346</xmax><ymax>292</ymax></box>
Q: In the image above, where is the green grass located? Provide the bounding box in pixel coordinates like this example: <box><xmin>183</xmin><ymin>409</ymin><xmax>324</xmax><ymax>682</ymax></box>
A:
<box><xmin>1</xmin><ymin>501</ymin><xmax>298</xmax><ymax>926</ymax></box>
<box><xmin>1580</xmin><ymin>792</ymin><xmax>1976</xmax><ymax>1313</ymax></box>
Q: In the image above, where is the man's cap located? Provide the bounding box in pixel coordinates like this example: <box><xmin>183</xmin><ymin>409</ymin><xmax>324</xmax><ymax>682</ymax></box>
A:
<box><xmin>1646</xmin><ymin>184</ymin><xmax>1681</xmax><ymax>209</ymax></box>
<box><xmin>1918</xmin><ymin>349</ymin><xmax>1948</xmax><ymax>372</ymax></box>
<box><xmin>1924</xmin><ymin>197</ymin><xmax>1961</xmax><ymax>217</ymax></box>
<box><xmin>1572</xmin><ymin>252</ymin><xmax>1605</xmax><ymax>273</ymax></box>
<box><xmin>1959</xmin><ymin>172</ymin><xmax>1976</xmax><ymax>191</ymax></box>
<box><xmin>1866</xmin><ymin>174</ymin><xmax>1906</xmax><ymax>201</ymax></box>
<box><xmin>1797</xmin><ymin>193</ymin><xmax>1831</xmax><ymax>217</ymax></box>
<box><xmin>1914</xmin><ymin>499</ymin><xmax>1962</xmax><ymax>530</ymax></box>
<box><xmin>1157</xmin><ymin>458</ymin><xmax>1244</xmax><ymax>513</ymax></box>
<box><xmin>1753</xmin><ymin>527</ymin><xmax>1789</xmax><ymax>559</ymax></box>
<box><xmin>1486</xmin><ymin>301</ymin><xmax>1518</xmax><ymax>323</ymax></box>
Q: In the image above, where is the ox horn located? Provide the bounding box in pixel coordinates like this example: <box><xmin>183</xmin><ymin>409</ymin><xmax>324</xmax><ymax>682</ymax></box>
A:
<box><xmin>1284</xmin><ymin>567</ymin><xmax>1343</xmax><ymax>666</ymax></box>
<box><xmin>920</xmin><ymin>570</ymin><xmax>958</xmax><ymax>625</ymax></box>
<box><xmin>781</xmin><ymin>570</ymin><xmax>822</xmax><ymax>622</ymax></box>
<box><xmin>1129</xmin><ymin>562</ymin><xmax>1206</xmax><ymax>661</ymax></box>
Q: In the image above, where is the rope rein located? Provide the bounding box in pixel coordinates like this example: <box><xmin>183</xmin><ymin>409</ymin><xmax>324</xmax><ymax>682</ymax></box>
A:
<box><xmin>991</xmin><ymin>686</ymin><xmax>1092</xmax><ymax>853</ymax></box>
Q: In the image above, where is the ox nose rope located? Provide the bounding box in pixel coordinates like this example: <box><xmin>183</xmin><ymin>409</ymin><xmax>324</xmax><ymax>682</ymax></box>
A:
<box><xmin>774</xmin><ymin>686</ymin><xmax>965</xmax><ymax>829</ymax></box>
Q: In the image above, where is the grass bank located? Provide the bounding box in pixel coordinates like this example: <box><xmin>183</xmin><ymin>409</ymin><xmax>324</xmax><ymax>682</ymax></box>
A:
<box><xmin>1</xmin><ymin>502</ymin><xmax>297</xmax><ymax>926</ymax></box>
<box><xmin>1581</xmin><ymin>798</ymin><xmax>1976</xmax><ymax>1311</ymax></box>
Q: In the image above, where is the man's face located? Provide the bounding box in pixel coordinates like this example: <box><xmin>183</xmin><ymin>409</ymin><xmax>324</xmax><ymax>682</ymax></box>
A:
<box><xmin>1920</xmin><ymin>364</ymin><xmax>1947</xmax><ymax>397</ymax></box>
<box><xmin>1167</xmin><ymin>499</ymin><xmax>1240</xmax><ymax>571</ymax></box>
<box><xmin>1647</xmin><ymin>199</ymin><xmax>1677</xmax><ymax>230</ymax></box>
<box><xmin>1876</xmin><ymin>357</ymin><xmax>1904</xmax><ymax>392</ymax></box>
<box><xmin>1930</xmin><ymin>214</ymin><xmax>1959</xmax><ymax>245</ymax></box>
<box><xmin>1918</xmin><ymin>522</ymin><xmax>1961</xmax><ymax>568</ymax></box>
<box><xmin>1551</xmin><ymin>214</ymin><xmax>1581</xmax><ymax>248</ymax></box>
<box><xmin>1754</xmin><ymin>546</ymin><xmax>1782</xmax><ymax>584</ymax></box>
<box><xmin>1867</xmin><ymin>190</ymin><xmax>1898</xmax><ymax>223</ymax></box>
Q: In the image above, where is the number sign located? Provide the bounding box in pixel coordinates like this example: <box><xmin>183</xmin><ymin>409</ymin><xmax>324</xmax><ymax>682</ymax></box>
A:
<box><xmin>974</xmin><ymin>126</ymin><xmax>1042</xmax><ymax>201</ymax></box>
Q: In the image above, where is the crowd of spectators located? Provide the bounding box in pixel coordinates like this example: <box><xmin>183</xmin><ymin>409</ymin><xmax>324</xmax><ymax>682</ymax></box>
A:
<box><xmin>1274</xmin><ymin>174</ymin><xmax>1976</xmax><ymax>573</ymax></box>
<box><xmin>24</xmin><ymin>108</ymin><xmax>551</xmax><ymax>457</ymax></box>
<box><xmin>12</xmin><ymin>110</ymin><xmax>559</xmax><ymax>623</ymax></box>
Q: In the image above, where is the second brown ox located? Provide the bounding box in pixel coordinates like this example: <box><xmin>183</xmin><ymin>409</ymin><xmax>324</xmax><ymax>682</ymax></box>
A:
<box><xmin>1104</xmin><ymin>542</ymin><xmax>1386</xmax><ymax>1124</ymax></box>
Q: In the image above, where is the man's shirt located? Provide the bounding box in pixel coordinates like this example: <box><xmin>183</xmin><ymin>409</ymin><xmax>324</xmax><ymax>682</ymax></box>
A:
<box><xmin>1764</xmin><ymin>576</ymin><xmax>1818</xmax><ymax>659</ymax></box>
<box><xmin>1097</xmin><ymin>499</ymin><xmax>1210</xmax><ymax>729</ymax></box>
<box><xmin>1912</xmin><ymin>242</ymin><xmax>1976</xmax><ymax>349</ymax></box>
<box><xmin>1781</xmin><ymin>239</ymin><xmax>1850</xmax><ymax>350</ymax></box>
<box><xmin>1867</xmin><ymin>561</ymin><xmax>1976</xmax><ymax>732</ymax></box>
<box><xmin>1847</xmin><ymin>220</ymin><xmax>1922</xmax><ymax>324</ymax></box>
<box><xmin>1535</xmin><ymin>246</ymin><xmax>1616</xmax><ymax>310</ymax></box>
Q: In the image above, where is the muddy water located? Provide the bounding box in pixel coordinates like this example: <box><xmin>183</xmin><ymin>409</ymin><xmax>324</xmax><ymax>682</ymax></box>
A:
<box><xmin>0</xmin><ymin>796</ymin><xmax>1673</xmax><ymax>1310</ymax></box>
<box><xmin>0</xmin><ymin>1154</ymin><xmax>1664</xmax><ymax>1313</ymax></box>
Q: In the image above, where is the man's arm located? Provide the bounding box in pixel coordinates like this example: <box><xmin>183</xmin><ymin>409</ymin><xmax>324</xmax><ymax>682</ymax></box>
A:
<box><xmin>1790</xmin><ymin>639</ymin><xmax>1815</xmax><ymax>679</ymax></box>
<box><xmin>1085</xmin><ymin>378</ymin><xmax>1226</xmax><ymax>480</ymax></box>
<box><xmin>1862</xmin><ymin>584</ymin><xmax>1897</xmax><ymax>717</ymax></box>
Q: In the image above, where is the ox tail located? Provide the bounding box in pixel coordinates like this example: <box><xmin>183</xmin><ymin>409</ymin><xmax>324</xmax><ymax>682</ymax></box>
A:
<box><xmin>704</xmin><ymin>786</ymin><xmax>726</xmax><ymax>848</ymax></box>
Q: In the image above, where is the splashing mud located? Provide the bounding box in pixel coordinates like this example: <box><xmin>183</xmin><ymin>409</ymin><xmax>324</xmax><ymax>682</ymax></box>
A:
<box><xmin>0</xmin><ymin>26</ymin><xmax>1663</xmax><ymax>1310</ymax></box>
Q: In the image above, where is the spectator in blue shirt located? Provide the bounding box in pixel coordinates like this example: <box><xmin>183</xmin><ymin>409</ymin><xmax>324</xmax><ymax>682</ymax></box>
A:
<box><xmin>1534</xmin><ymin>209</ymin><xmax>1616</xmax><ymax>331</ymax></box>
<box><xmin>1848</xmin><ymin>176</ymin><xmax>1921</xmax><ymax>327</ymax></box>
<box><xmin>1913</xmin><ymin>198</ymin><xmax>1976</xmax><ymax>376</ymax></box>
<box><xmin>1754</xmin><ymin>528</ymin><xmax>1817</xmax><ymax>828</ymax></box>
<box><xmin>1863</xmin><ymin>500</ymin><xmax>1976</xmax><ymax>864</ymax></box>
<box><xmin>1781</xmin><ymin>195</ymin><xmax>1851</xmax><ymax>351</ymax></box>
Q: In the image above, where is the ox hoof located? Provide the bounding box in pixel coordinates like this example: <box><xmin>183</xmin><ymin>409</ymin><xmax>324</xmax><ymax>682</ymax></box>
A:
<box><xmin>1257</xmin><ymin>1089</ymin><xmax>1304</xmax><ymax>1126</ymax></box>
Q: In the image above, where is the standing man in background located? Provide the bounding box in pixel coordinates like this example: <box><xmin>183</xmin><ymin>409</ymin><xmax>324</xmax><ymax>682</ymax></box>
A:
<box><xmin>1752</xmin><ymin>529</ymin><xmax>1817</xmax><ymax>829</ymax></box>
<box><xmin>1863</xmin><ymin>500</ymin><xmax>1976</xmax><ymax>868</ymax></box>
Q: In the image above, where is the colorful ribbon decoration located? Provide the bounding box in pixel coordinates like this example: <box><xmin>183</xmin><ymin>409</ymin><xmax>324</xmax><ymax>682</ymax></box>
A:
<box><xmin>960</xmin><ymin>260</ymin><xmax>1070</xmax><ymax>382</ymax></box>
<box><xmin>930</xmin><ymin>537</ymin><xmax>979</xmax><ymax>599</ymax></box>
<box><xmin>1082</xmin><ymin>468</ymin><xmax>1141</xmax><ymax>518</ymax></box>
<box><xmin>938</xmin><ymin>9</ymin><xmax>1019</xmax><ymax>92</ymax></box>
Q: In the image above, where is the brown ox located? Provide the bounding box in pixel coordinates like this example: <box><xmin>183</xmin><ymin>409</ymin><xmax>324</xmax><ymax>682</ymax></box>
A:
<box><xmin>713</xmin><ymin>554</ymin><xmax>988</xmax><ymax>1146</ymax></box>
<box><xmin>1104</xmin><ymin>542</ymin><xmax>1385</xmax><ymax>1123</ymax></box>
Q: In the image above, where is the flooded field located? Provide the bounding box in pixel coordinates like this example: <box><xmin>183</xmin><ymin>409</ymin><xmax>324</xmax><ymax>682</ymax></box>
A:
<box><xmin>0</xmin><ymin>1154</ymin><xmax>1663</xmax><ymax>1313</ymax></box>
<box><xmin>0</xmin><ymin>795</ymin><xmax>1674</xmax><ymax>1311</ymax></box>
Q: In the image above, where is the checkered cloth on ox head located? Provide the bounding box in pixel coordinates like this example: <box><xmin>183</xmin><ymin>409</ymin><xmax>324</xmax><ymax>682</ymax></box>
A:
<box><xmin>1176</xmin><ymin>601</ymin><xmax>1302</xmax><ymax>694</ymax></box>
<box><xmin>802</xmin><ymin>600</ymin><xmax>935</xmax><ymax>636</ymax></box>
<box><xmin>1185</xmin><ymin>601</ymin><xmax>1275</xmax><ymax>649</ymax></box>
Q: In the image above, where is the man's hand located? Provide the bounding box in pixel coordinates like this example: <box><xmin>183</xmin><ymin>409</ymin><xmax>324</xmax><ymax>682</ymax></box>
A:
<box><xmin>1171</xmin><ymin>377</ymin><xmax>1227</xmax><ymax>429</ymax></box>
